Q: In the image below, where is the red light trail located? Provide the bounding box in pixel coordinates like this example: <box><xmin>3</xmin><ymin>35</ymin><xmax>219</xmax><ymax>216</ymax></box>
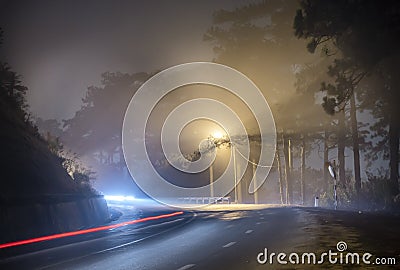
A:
<box><xmin>0</xmin><ymin>211</ymin><xmax>184</xmax><ymax>249</ymax></box>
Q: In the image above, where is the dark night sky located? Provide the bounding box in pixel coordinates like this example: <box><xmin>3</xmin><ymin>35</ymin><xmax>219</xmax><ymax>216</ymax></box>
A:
<box><xmin>0</xmin><ymin>0</ymin><xmax>383</xmax><ymax>183</ymax></box>
<box><xmin>0</xmin><ymin>0</ymin><xmax>248</xmax><ymax>120</ymax></box>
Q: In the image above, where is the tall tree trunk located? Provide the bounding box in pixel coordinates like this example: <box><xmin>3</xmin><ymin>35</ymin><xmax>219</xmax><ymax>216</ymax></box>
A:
<box><xmin>324</xmin><ymin>129</ymin><xmax>329</xmax><ymax>191</ymax></box>
<box><xmin>276</xmin><ymin>147</ymin><xmax>284</xmax><ymax>204</ymax></box>
<box><xmin>283</xmin><ymin>135</ymin><xmax>293</xmax><ymax>204</ymax></box>
<box><xmin>386</xmin><ymin>56</ymin><xmax>400</xmax><ymax>196</ymax></box>
<box><xmin>350</xmin><ymin>92</ymin><xmax>361</xmax><ymax>204</ymax></box>
<box><xmin>237</xmin><ymin>162</ymin><xmax>242</xmax><ymax>203</ymax></box>
<box><xmin>252</xmin><ymin>158</ymin><xmax>259</xmax><ymax>204</ymax></box>
<box><xmin>209</xmin><ymin>164</ymin><xmax>214</xmax><ymax>198</ymax></box>
<box><xmin>338</xmin><ymin>109</ymin><xmax>346</xmax><ymax>185</ymax></box>
<box><xmin>300</xmin><ymin>135</ymin><xmax>306</xmax><ymax>205</ymax></box>
<box><xmin>389</xmin><ymin>115</ymin><xmax>399</xmax><ymax>195</ymax></box>
<box><xmin>289</xmin><ymin>138</ymin><xmax>293</xmax><ymax>170</ymax></box>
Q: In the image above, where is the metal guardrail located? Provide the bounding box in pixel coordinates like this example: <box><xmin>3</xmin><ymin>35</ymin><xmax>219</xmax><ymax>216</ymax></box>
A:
<box><xmin>177</xmin><ymin>197</ymin><xmax>231</xmax><ymax>204</ymax></box>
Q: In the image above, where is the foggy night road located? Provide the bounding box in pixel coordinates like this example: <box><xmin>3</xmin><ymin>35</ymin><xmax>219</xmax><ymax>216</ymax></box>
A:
<box><xmin>1</xmin><ymin>204</ymin><xmax>400</xmax><ymax>270</ymax></box>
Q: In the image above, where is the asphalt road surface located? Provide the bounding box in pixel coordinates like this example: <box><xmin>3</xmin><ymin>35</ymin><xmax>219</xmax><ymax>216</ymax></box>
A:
<box><xmin>1</xmin><ymin>202</ymin><xmax>400</xmax><ymax>270</ymax></box>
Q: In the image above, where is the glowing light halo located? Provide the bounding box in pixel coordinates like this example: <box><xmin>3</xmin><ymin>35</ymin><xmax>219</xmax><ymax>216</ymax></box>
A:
<box><xmin>212</xmin><ymin>131</ymin><xmax>224</xmax><ymax>139</ymax></box>
<box><xmin>161</xmin><ymin>98</ymin><xmax>248</xmax><ymax>175</ymax></box>
<box><xmin>122</xmin><ymin>62</ymin><xmax>276</xmax><ymax>207</ymax></box>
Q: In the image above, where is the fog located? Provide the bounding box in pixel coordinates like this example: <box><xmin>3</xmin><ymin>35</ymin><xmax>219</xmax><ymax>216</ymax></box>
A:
<box><xmin>1</xmin><ymin>0</ymin><xmax>399</xmax><ymax>209</ymax></box>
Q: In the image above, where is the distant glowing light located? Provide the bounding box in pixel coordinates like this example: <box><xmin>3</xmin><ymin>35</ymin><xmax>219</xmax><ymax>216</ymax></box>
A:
<box><xmin>0</xmin><ymin>211</ymin><xmax>184</xmax><ymax>249</ymax></box>
<box><xmin>104</xmin><ymin>195</ymin><xmax>136</xmax><ymax>202</ymax></box>
<box><xmin>212</xmin><ymin>131</ymin><xmax>224</xmax><ymax>139</ymax></box>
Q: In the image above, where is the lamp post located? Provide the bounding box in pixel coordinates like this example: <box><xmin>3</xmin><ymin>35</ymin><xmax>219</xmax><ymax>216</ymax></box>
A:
<box><xmin>209</xmin><ymin>163</ymin><xmax>214</xmax><ymax>198</ymax></box>
<box><xmin>209</xmin><ymin>132</ymin><xmax>240</xmax><ymax>203</ymax></box>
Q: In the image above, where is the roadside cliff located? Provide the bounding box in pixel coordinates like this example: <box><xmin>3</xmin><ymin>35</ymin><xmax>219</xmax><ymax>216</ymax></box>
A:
<box><xmin>0</xmin><ymin>93</ymin><xmax>109</xmax><ymax>243</ymax></box>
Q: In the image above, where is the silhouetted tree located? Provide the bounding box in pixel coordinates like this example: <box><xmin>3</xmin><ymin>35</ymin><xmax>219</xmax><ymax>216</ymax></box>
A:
<box><xmin>63</xmin><ymin>71</ymin><xmax>150</xmax><ymax>169</ymax></box>
<box><xmin>0</xmin><ymin>28</ymin><xmax>30</xmax><ymax>124</ymax></box>
<box><xmin>295</xmin><ymin>0</ymin><xmax>400</xmax><ymax>198</ymax></box>
<box><xmin>205</xmin><ymin>0</ymin><xmax>324</xmax><ymax>204</ymax></box>
<box><xmin>35</xmin><ymin>118</ymin><xmax>63</xmax><ymax>138</ymax></box>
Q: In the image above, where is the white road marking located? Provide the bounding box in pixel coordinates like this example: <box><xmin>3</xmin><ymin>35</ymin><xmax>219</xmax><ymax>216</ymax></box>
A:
<box><xmin>226</xmin><ymin>224</ymin><xmax>234</xmax><ymax>229</ymax></box>
<box><xmin>36</xmin><ymin>213</ymin><xmax>198</xmax><ymax>269</ymax></box>
<box><xmin>177</xmin><ymin>264</ymin><xmax>196</xmax><ymax>270</ymax></box>
<box><xmin>245</xmin><ymin>230</ymin><xmax>253</xmax><ymax>234</ymax></box>
<box><xmin>256</xmin><ymin>222</ymin><xmax>261</xmax><ymax>225</ymax></box>
<box><xmin>260</xmin><ymin>217</ymin><xmax>265</xmax><ymax>220</ymax></box>
<box><xmin>223</xmin><ymin>241</ymin><xmax>236</xmax><ymax>248</ymax></box>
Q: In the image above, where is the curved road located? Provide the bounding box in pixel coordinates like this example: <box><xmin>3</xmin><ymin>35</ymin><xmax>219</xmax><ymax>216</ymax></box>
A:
<box><xmin>1</xmin><ymin>204</ymin><xmax>399</xmax><ymax>269</ymax></box>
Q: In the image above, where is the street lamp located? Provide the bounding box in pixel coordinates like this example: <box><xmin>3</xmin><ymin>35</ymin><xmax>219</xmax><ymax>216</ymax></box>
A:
<box><xmin>213</xmin><ymin>131</ymin><xmax>224</xmax><ymax>139</ymax></box>
<box><xmin>209</xmin><ymin>132</ymin><xmax>239</xmax><ymax>204</ymax></box>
